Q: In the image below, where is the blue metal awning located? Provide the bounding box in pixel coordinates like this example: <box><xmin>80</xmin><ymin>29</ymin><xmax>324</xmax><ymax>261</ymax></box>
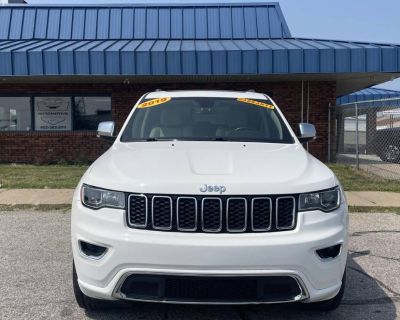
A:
<box><xmin>1</xmin><ymin>38</ymin><xmax>400</xmax><ymax>76</ymax></box>
<box><xmin>337</xmin><ymin>88</ymin><xmax>400</xmax><ymax>106</ymax></box>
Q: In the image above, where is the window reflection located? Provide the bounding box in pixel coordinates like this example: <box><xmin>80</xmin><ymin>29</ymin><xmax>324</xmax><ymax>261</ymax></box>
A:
<box><xmin>74</xmin><ymin>97</ymin><xmax>112</xmax><ymax>130</ymax></box>
<box><xmin>0</xmin><ymin>97</ymin><xmax>31</xmax><ymax>131</ymax></box>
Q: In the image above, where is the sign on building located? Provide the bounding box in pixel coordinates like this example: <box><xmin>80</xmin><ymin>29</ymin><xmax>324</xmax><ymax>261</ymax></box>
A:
<box><xmin>382</xmin><ymin>109</ymin><xmax>400</xmax><ymax>115</ymax></box>
<box><xmin>34</xmin><ymin>97</ymin><xmax>72</xmax><ymax>131</ymax></box>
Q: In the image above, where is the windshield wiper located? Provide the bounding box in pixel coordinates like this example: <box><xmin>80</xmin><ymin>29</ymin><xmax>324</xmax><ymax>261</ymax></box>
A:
<box><xmin>174</xmin><ymin>137</ymin><xmax>230</xmax><ymax>141</ymax></box>
<box><xmin>130</xmin><ymin>137</ymin><xmax>242</xmax><ymax>142</ymax></box>
<box><xmin>145</xmin><ymin>138</ymin><xmax>176</xmax><ymax>142</ymax></box>
<box><xmin>212</xmin><ymin>137</ymin><xmax>229</xmax><ymax>141</ymax></box>
<box><xmin>144</xmin><ymin>137</ymin><xmax>229</xmax><ymax>142</ymax></box>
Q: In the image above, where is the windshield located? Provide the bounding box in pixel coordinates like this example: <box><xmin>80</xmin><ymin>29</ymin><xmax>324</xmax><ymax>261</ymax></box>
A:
<box><xmin>120</xmin><ymin>96</ymin><xmax>294</xmax><ymax>144</ymax></box>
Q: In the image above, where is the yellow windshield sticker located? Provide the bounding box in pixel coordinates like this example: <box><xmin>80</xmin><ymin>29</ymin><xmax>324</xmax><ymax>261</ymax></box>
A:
<box><xmin>237</xmin><ymin>98</ymin><xmax>275</xmax><ymax>110</ymax></box>
<box><xmin>137</xmin><ymin>97</ymin><xmax>171</xmax><ymax>109</ymax></box>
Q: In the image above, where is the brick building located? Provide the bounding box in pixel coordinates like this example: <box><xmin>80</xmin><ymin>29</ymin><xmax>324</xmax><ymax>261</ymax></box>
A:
<box><xmin>0</xmin><ymin>2</ymin><xmax>399</xmax><ymax>163</ymax></box>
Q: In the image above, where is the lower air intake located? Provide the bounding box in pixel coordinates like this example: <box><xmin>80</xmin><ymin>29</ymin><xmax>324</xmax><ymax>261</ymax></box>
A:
<box><xmin>118</xmin><ymin>274</ymin><xmax>305</xmax><ymax>303</ymax></box>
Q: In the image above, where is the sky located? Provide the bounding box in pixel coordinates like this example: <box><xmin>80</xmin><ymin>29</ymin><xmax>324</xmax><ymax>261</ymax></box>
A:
<box><xmin>25</xmin><ymin>0</ymin><xmax>400</xmax><ymax>91</ymax></box>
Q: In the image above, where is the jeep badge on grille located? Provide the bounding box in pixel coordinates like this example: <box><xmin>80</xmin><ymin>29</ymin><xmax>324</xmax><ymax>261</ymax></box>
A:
<box><xmin>200</xmin><ymin>184</ymin><xmax>226</xmax><ymax>194</ymax></box>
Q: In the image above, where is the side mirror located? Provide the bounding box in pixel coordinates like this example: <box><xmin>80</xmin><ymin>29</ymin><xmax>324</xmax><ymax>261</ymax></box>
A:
<box><xmin>97</xmin><ymin>121</ymin><xmax>116</xmax><ymax>141</ymax></box>
<box><xmin>298</xmin><ymin>123</ymin><xmax>316</xmax><ymax>143</ymax></box>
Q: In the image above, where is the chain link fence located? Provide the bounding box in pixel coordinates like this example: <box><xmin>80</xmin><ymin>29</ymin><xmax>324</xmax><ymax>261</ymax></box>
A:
<box><xmin>332</xmin><ymin>98</ymin><xmax>400</xmax><ymax>180</ymax></box>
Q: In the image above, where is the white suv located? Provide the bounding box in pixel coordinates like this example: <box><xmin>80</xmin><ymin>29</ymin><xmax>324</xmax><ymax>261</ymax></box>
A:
<box><xmin>71</xmin><ymin>90</ymin><xmax>348</xmax><ymax>311</ymax></box>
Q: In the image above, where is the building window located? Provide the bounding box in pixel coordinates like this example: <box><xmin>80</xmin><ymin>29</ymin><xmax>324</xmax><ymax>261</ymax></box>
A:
<box><xmin>0</xmin><ymin>95</ymin><xmax>112</xmax><ymax>132</ymax></box>
<box><xmin>74</xmin><ymin>97</ymin><xmax>112</xmax><ymax>130</ymax></box>
<box><xmin>0</xmin><ymin>97</ymin><xmax>32</xmax><ymax>131</ymax></box>
<box><xmin>34</xmin><ymin>97</ymin><xmax>72</xmax><ymax>131</ymax></box>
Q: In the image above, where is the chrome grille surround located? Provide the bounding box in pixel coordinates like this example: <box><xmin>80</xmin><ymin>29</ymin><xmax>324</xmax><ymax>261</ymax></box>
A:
<box><xmin>176</xmin><ymin>197</ymin><xmax>198</xmax><ymax>232</ymax></box>
<box><xmin>126</xmin><ymin>194</ymin><xmax>298</xmax><ymax>233</ymax></box>
<box><xmin>152</xmin><ymin>196</ymin><xmax>173</xmax><ymax>231</ymax></box>
<box><xmin>201</xmin><ymin>197</ymin><xmax>223</xmax><ymax>233</ymax></box>
<box><xmin>127</xmin><ymin>194</ymin><xmax>148</xmax><ymax>228</ymax></box>
<box><xmin>226</xmin><ymin>197</ymin><xmax>247</xmax><ymax>232</ymax></box>
<box><xmin>275</xmin><ymin>196</ymin><xmax>296</xmax><ymax>230</ymax></box>
<box><xmin>251</xmin><ymin>197</ymin><xmax>273</xmax><ymax>232</ymax></box>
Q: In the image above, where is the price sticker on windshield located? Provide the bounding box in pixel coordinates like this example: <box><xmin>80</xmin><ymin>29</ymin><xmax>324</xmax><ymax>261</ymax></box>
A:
<box><xmin>137</xmin><ymin>97</ymin><xmax>172</xmax><ymax>109</ymax></box>
<box><xmin>237</xmin><ymin>98</ymin><xmax>275</xmax><ymax>110</ymax></box>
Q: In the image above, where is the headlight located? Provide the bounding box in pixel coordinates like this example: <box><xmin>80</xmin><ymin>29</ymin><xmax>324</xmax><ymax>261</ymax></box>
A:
<box><xmin>81</xmin><ymin>185</ymin><xmax>125</xmax><ymax>209</ymax></box>
<box><xmin>299</xmin><ymin>187</ymin><xmax>340</xmax><ymax>212</ymax></box>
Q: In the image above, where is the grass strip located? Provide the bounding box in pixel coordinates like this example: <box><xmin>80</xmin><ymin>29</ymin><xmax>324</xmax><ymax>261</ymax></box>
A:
<box><xmin>0</xmin><ymin>204</ymin><xmax>71</xmax><ymax>212</ymax></box>
<box><xmin>327</xmin><ymin>163</ymin><xmax>400</xmax><ymax>192</ymax></box>
<box><xmin>349</xmin><ymin>206</ymin><xmax>400</xmax><ymax>215</ymax></box>
<box><xmin>0</xmin><ymin>164</ymin><xmax>88</xmax><ymax>189</ymax></box>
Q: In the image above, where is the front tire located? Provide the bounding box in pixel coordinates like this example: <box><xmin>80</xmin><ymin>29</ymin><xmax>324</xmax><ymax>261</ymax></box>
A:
<box><xmin>73</xmin><ymin>262</ymin><xmax>109</xmax><ymax>311</ymax></box>
<box><xmin>304</xmin><ymin>270</ymin><xmax>346</xmax><ymax>311</ymax></box>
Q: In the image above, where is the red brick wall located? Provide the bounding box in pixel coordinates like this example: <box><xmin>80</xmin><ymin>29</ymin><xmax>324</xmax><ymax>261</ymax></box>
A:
<box><xmin>0</xmin><ymin>81</ymin><xmax>335</xmax><ymax>163</ymax></box>
<box><xmin>0</xmin><ymin>131</ymin><xmax>110</xmax><ymax>164</ymax></box>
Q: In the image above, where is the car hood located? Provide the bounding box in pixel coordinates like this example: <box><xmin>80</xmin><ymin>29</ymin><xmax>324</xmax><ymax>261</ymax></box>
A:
<box><xmin>83</xmin><ymin>141</ymin><xmax>336</xmax><ymax>195</ymax></box>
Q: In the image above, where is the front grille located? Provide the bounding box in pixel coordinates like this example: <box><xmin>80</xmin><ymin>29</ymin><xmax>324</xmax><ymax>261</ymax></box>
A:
<box><xmin>276</xmin><ymin>197</ymin><xmax>296</xmax><ymax>230</ymax></box>
<box><xmin>226</xmin><ymin>198</ymin><xmax>247</xmax><ymax>232</ymax></box>
<box><xmin>251</xmin><ymin>197</ymin><xmax>272</xmax><ymax>231</ymax></box>
<box><xmin>177</xmin><ymin>197</ymin><xmax>197</xmax><ymax>231</ymax></box>
<box><xmin>119</xmin><ymin>274</ymin><xmax>304</xmax><ymax>303</ymax></box>
<box><xmin>127</xmin><ymin>194</ymin><xmax>298</xmax><ymax>233</ymax></box>
<box><xmin>128</xmin><ymin>194</ymin><xmax>147</xmax><ymax>228</ymax></box>
<box><xmin>202</xmin><ymin>198</ymin><xmax>222</xmax><ymax>232</ymax></box>
<box><xmin>152</xmin><ymin>196</ymin><xmax>173</xmax><ymax>230</ymax></box>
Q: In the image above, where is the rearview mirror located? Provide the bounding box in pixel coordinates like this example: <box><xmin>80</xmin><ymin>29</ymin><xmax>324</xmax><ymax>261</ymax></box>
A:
<box><xmin>97</xmin><ymin>121</ymin><xmax>116</xmax><ymax>141</ymax></box>
<box><xmin>298</xmin><ymin>123</ymin><xmax>316</xmax><ymax>143</ymax></box>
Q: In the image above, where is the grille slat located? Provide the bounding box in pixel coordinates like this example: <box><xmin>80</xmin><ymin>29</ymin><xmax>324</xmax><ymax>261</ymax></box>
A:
<box><xmin>128</xmin><ymin>194</ymin><xmax>148</xmax><ymax>228</ymax></box>
<box><xmin>276</xmin><ymin>197</ymin><xmax>296</xmax><ymax>230</ymax></box>
<box><xmin>226</xmin><ymin>198</ymin><xmax>247</xmax><ymax>232</ymax></box>
<box><xmin>152</xmin><ymin>196</ymin><xmax>173</xmax><ymax>230</ymax></box>
<box><xmin>127</xmin><ymin>194</ymin><xmax>297</xmax><ymax>233</ymax></box>
<box><xmin>202</xmin><ymin>198</ymin><xmax>223</xmax><ymax>232</ymax></box>
<box><xmin>251</xmin><ymin>197</ymin><xmax>272</xmax><ymax>231</ymax></box>
<box><xmin>177</xmin><ymin>197</ymin><xmax>197</xmax><ymax>231</ymax></box>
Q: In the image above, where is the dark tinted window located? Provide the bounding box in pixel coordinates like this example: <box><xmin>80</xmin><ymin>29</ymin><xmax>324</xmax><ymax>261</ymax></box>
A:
<box><xmin>74</xmin><ymin>97</ymin><xmax>112</xmax><ymax>130</ymax></box>
<box><xmin>121</xmin><ymin>97</ymin><xmax>293</xmax><ymax>144</ymax></box>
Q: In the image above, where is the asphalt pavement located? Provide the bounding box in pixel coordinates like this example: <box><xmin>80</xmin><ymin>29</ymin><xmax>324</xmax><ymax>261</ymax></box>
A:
<box><xmin>0</xmin><ymin>210</ymin><xmax>399</xmax><ymax>320</ymax></box>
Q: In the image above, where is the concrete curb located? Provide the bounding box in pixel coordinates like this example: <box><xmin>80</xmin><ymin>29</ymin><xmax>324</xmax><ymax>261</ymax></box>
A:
<box><xmin>345</xmin><ymin>191</ymin><xmax>400</xmax><ymax>207</ymax></box>
<box><xmin>0</xmin><ymin>189</ymin><xmax>74</xmax><ymax>205</ymax></box>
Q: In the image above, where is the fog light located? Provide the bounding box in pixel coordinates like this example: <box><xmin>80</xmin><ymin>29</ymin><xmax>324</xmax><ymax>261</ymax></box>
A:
<box><xmin>79</xmin><ymin>241</ymin><xmax>107</xmax><ymax>259</ymax></box>
<box><xmin>316</xmin><ymin>244</ymin><xmax>342</xmax><ymax>261</ymax></box>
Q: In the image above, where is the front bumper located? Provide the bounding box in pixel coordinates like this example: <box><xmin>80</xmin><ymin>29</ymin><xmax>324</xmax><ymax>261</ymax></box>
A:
<box><xmin>71</xmin><ymin>200</ymin><xmax>348</xmax><ymax>304</ymax></box>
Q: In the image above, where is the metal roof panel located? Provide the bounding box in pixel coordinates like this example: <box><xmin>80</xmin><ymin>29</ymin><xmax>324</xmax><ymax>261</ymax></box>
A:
<box><xmin>0</xmin><ymin>3</ymin><xmax>290</xmax><ymax>41</ymax></box>
<box><xmin>47</xmin><ymin>9</ymin><xmax>61</xmax><ymax>39</ymax></box>
<box><xmin>71</xmin><ymin>9</ymin><xmax>85</xmax><ymax>40</ymax></box>
<box><xmin>121</xmin><ymin>8</ymin><xmax>134</xmax><ymax>39</ymax></box>
<box><xmin>207</xmin><ymin>8</ymin><xmax>220</xmax><ymax>39</ymax></box>
<box><xmin>9</xmin><ymin>8</ymin><xmax>23</xmax><ymax>40</ymax></box>
<box><xmin>146</xmin><ymin>8</ymin><xmax>158</xmax><ymax>39</ymax></box>
<box><xmin>59</xmin><ymin>9</ymin><xmax>73</xmax><ymax>39</ymax></box>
